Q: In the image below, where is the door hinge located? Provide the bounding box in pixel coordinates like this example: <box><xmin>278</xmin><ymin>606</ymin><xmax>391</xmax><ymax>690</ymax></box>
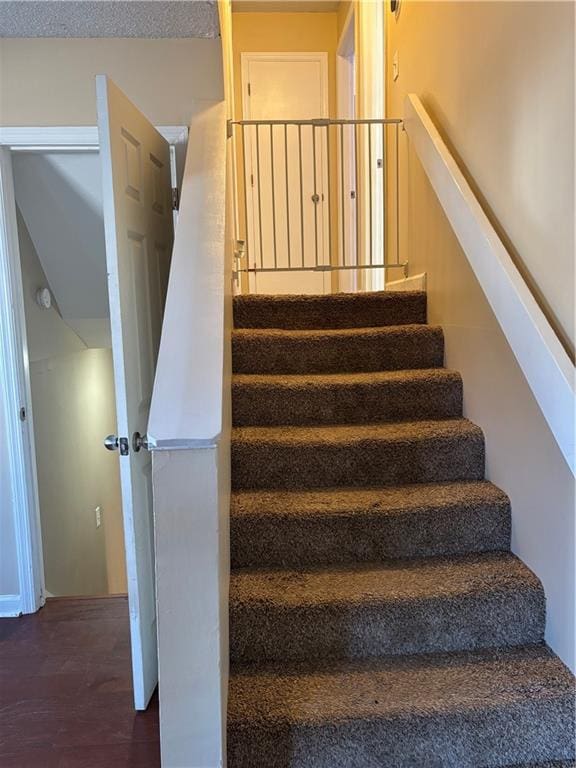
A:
<box><xmin>250</xmin><ymin>173</ymin><xmax>254</xmax><ymax>188</ymax></box>
<box><xmin>172</xmin><ymin>187</ymin><xmax>180</xmax><ymax>211</ymax></box>
<box><xmin>247</xmin><ymin>82</ymin><xmax>251</xmax><ymax>96</ymax></box>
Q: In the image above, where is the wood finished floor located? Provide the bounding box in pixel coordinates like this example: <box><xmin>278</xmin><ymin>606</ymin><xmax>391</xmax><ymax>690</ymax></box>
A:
<box><xmin>0</xmin><ymin>596</ymin><xmax>160</xmax><ymax>768</ymax></box>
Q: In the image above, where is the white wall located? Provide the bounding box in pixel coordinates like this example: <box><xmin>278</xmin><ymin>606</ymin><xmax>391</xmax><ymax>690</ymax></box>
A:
<box><xmin>18</xmin><ymin>209</ymin><xmax>126</xmax><ymax>596</ymax></box>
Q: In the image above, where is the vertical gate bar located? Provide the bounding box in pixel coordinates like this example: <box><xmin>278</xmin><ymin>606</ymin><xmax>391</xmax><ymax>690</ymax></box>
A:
<box><xmin>354</xmin><ymin>122</ymin><xmax>360</xmax><ymax>267</ymax></box>
<box><xmin>255</xmin><ymin>124</ymin><xmax>264</xmax><ymax>269</ymax></box>
<box><xmin>340</xmin><ymin>123</ymin><xmax>345</xmax><ymax>267</ymax></box>
<box><xmin>312</xmin><ymin>124</ymin><xmax>319</xmax><ymax>267</ymax></box>
<box><xmin>382</xmin><ymin>122</ymin><xmax>387</xmax><ymax>265</ymax></box>
<box><xmin>284</xmin><ymin>124</ymin><xmax>291</xmax><ymax>268</ymax></box>
<box><xmin>298</xmin><ymin>124</ymin><xmax>305</xmax><ymax>267</ymax></box>
<box><xmin>326</xmin><ymin>123</ymin><xmax>332</xmax><ymax>266</ymax></box>
<box><xmin>270</xmin><ymin>124</ymin><xmax>278</xmax><ymax>269</ymax></box>
<box><xmin>395</xmin><ymin>122</ymin><xmax>400</xmax><ymax>266</ymax></box>
<box><xmin>241</xmin><ymin>124</ymin><xmax>250</xmax><ymax>263</ymax></box>
<box><xmin>368</xmin><ymin>123</ymin><xmax>373</xmax><ymax>266</ymax></box>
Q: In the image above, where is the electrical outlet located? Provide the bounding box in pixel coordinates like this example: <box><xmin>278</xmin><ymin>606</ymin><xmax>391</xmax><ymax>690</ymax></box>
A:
<box><xmin>95</xmin><ymin>506</ymin><xmax>102</xmax><ymax>528</ymax></box>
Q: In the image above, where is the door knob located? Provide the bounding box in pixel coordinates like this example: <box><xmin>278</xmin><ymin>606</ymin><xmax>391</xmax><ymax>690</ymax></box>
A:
<box><xmin>132</xmin><ymin>432</ymin><xmax>149</xmax><ymax>453</ymax></box>
<box><xmin>104</xmin><ymin>434</ymin><xmax>129</xmax><ymax>455</ymax></box>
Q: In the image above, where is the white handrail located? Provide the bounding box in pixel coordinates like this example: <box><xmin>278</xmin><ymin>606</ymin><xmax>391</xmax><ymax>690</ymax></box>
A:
<box><xmin>404</xmin><ymin>94</ymin><xmax>575</xmax><ymax>475</ymax></box>
<box><xmin>148</xmin><ymin>102</ymin><xmax>227</xmax><ymax>449</ymax></box>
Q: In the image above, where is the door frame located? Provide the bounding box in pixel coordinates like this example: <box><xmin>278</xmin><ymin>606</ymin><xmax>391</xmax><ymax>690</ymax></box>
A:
<box><xmin>336</xmin><ymin>5</ymin><xmax>357</xmax><ymax>293</ymax></box>
<box><xmin>240</xmin><ymin>52</ymin><xmax>330</xmax><ymax>293</ymax></box>
<box><xmin>0</xmin><ymin>125</ymin><xmax>186</xmax><ymax>618</ymax></box>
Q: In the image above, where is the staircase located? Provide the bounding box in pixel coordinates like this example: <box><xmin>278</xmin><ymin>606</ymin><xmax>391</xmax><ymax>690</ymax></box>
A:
<box><xmin>227</xmin><ymin>291</ymin><xmax>575</xmax><ymax>768</ymax></box>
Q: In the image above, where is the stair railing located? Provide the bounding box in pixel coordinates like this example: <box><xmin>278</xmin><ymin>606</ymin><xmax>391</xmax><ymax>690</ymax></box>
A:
<box><xmin>229</xmin><ymin>117</ymin><xmax>407</xmax><ymax>279</ymax></box>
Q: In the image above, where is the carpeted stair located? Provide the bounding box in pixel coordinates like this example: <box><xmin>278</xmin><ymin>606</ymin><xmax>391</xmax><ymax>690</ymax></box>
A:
<box><xmin>228</xmin><ymin>291</ymin><xmax>575</xmax><ymax>768</ymax></box>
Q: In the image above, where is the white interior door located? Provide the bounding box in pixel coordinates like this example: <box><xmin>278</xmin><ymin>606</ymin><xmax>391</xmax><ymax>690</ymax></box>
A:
<box><xmin>96</xmin><ymin>76</ymin><xmax>173</xmax><ymax>710</ymax></box>
<box><xmin>242</xmin><ymin>53</ymin><xmax>330</xmax><ymax>295</ymax></box>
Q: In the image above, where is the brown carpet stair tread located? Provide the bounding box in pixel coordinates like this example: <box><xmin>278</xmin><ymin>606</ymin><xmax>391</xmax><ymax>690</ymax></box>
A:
<box><xmin>232</xmin><ymin>368</ymin><xmax>463</xmax><ymax>425</ymax></box>
<box><xmin>233</xmin><ymin>417</ymin><xmax>483</xmax><ymax>446</ymax></box>
<box><xmin>228</xmin><ymin>644</ymin><xmax>571</xmax><ymax>725</ymax></box>
<box><xmin>228</xmin><ymin>644</ymin><xmax>574</xmax><ymax>767</ymax></box>
<box><xmin>230</xmin><ymin>552</ymin><xmax>540</xmax><ymax>608</ymax></box>
<box><xmin>233</xmin><ymin>290</ymin><xmax>427</xmax><ymax>329</ymax></box>
<box><xmin>232</xmin><ymin>418</ymin><xmax>485</xmax><ymax>490</ymax></box>
<box><xmin>232</xmin><ymin>324</ymin><xmax>444</xmax><ymax>374</ymax></box>
<box><xmin>230</xmin><ymin>481</ymin><xmax>511</xmax><ymax>567</ymax></box>
<box><xmin>232</xmin><ymin>368</ymin><xmax>461</xmax><ymax>386</ymax></box>
<box><xmin>229</xmin><ymin>552</ymin><xmax>544</xmax><ymax>662</ymax></box>
<box><xmin>231</xmin><ymin>480</ymin><xmax>509</xmax><ymax>520</ymax></box>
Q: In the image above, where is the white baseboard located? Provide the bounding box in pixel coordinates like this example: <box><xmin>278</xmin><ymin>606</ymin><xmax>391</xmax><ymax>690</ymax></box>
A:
<box><xmin>0</xmin><ymin>595</ymin><xmax>22</xmax><ymax>617</ymax></box>
<box><xmin>386</xmin><ymin>272</ymin><xmax>427</xmax><ymax>292</ymax></box>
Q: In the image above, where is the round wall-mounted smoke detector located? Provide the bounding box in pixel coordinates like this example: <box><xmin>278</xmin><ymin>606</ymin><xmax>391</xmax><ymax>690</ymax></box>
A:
<box><xmin>36</xmin><ymin>287</ymin><xmax>52</xmax><ymax>310</ymax></box>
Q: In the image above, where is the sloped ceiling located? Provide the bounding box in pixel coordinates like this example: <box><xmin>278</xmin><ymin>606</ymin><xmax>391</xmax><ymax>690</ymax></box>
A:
<box><xmin>13</xmin><ymin>152</ymin><xmax>111</xmax><ymax>349</ymax></box>
<box><xmin>0</xmin><ymin>1</ymin><xmax>219</xmax><ymax>38</ymax></box>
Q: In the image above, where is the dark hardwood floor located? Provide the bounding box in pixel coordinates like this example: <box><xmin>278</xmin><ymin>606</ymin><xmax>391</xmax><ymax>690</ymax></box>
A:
<box><xmin>0</xmin><ymin>596</ymin><xmax>160</xmax><ymax>768</ymax></box>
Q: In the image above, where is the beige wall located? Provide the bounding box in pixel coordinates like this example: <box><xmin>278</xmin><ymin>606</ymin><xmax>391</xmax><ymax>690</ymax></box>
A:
<box><xmin>385</xmin><ymin>1</ymin><xmax>575</xmax><ymax>670</ymax></box>
<box><xmin>387</xmin><ymin>0</ymin><xmax>575</xmax><ymax>352</ymax></box>
<box><xmin>0</xmin><ymin>38</ymin><xmax>224</xmax><ymax>126</ymax></box>
<box><xmin>18</xmin><ymin>210</ymin><xmax>126</xmax><ymax>596</ymax></box>
<box><xmin>337</xmin><ymin>0</ymin><xmax>353</xmax><ymax>39</ymax></box>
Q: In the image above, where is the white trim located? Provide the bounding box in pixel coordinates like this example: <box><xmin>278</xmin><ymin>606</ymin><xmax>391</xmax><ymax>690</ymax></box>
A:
<box><xmin>0</xmin><ymin>595</ymin><xmax>23</xmax><ymax>618</ymax></box>
<box><xmin>404</xmin><ymin>94</ymin><xmax>575</xmax><ymax>475</ymax></box>
<box><xmin>0</xmin><ymin>148</ymin><xmax>45</xmax><ymax>615</ymax></box>
<box><xmin>337</xmin><ymin>1</ymin><xmax>355</xmax><ymax>56</ymax></box>
<box><xmin>336</xmin><ymin>10</ymin><xmax>357</xmax><ymax>293</ymax></box>
<box><xmin>0</xmin><ymin>125</ymin><xmax>188</xmax><ymax>150</ymax></box>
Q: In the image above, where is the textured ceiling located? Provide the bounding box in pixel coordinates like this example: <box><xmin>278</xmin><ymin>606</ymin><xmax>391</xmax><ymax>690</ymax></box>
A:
<box><xmin>0</xmin><ymin>1</ymin><xmax>220</xmax><ymax>38</ymax></box>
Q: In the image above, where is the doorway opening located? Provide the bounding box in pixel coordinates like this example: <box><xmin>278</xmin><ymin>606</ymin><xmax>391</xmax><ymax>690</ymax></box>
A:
<box><xmin>13</xmin><ymin>149</ymin><xmax>127</xmax><ymax>598</ymax></box>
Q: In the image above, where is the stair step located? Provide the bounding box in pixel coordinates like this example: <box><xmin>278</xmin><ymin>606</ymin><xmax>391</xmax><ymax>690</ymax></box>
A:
<box><xmin>232</xmin><ymin>418</ymin><xmax>484</xmax><ymax>490</ymax></box>
<box><xmin>229</xmin><ymin>553</ymin><xmax>544</xmax><ymax>664</ymax></box>
<box><xmin>230</xmin><ymin>481</ymin><xmax>511</xmax><ymax>568</ymax></box>
<box><xmin>233</xmin><ymin>290</ymin><xmax>427</xmax><ymax>329</ymax></box>
<box><xmin>509</xmin><ymin>763</ymin><xmax>576</xmax><ymax>767</ymax></box>
<box><xmin>232</xmin><ymin>368</ymin><xmax>463</xmax><ymax>426</ymax></box>
<box><xmin>232</xmin><ymin>324</ymin><xmax>444</xmax><ymax>375</ymax></box>
<box><xmin>228</xmin><ymin>644</ymin><xmax>575</xmax><ymax>768</ymax></box>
